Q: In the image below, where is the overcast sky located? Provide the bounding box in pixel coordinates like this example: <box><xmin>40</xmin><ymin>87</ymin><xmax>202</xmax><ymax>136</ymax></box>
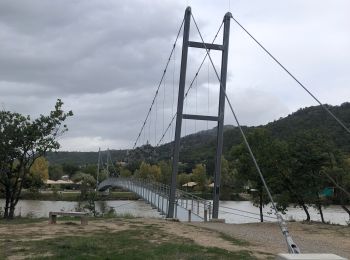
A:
<box><xmin>0</xmin><ymin>0</ymin><xmax>349</xmax><ymax>151</ymax></box>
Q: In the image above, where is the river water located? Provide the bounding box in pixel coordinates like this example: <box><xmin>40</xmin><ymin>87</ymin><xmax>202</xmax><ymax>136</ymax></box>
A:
<box><xmin>0</xmin><ymin>199</ymin><xmax>349</xmax><ymax>225</ymax></box>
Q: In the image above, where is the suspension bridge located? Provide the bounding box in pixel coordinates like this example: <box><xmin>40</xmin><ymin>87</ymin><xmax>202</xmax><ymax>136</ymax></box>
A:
<box><xmin>96</xmin><ymin>6</ymin><xmax>349</xmax><ymax>259</ymax></box>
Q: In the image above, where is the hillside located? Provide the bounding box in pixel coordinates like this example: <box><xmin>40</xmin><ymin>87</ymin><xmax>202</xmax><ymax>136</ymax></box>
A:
<box><xmin>46</xmin><ymin>102</ymin><xmax>350</xmax><ymax>168</ymax></box>
<box><xmin>46</xmin><ymin>150</ymin><xmax>128</xmax><ymax>166</ymax></box>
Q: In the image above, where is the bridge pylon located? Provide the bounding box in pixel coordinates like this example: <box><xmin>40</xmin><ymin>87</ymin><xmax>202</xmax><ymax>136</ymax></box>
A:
<box><xmin>168</xmin><ymin>7</ymin><xmax>231</xmax><ymax>219</ymax></box>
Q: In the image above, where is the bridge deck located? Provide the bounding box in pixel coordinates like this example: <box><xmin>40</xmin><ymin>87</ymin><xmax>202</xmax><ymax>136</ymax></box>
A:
<box><xmin>98</xmin><ymin>177</ymin><xmax>207</xmax><ymax>222</ymax></box>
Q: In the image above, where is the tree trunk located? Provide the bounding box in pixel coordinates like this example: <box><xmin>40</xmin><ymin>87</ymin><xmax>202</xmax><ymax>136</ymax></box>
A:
<box><xmin>341</xmin><ymin>205</ymin><xmax>350</xmax><ymax>220</ymax></box>
<box><xmin>314</xmin><ymin>189</ymin><xmax>325</xmax><ymax>224</ymax></box>
<box><xmin>259</xmin><ymin>190</ymin><xmax>264</xmax><ymax>222</ymax></box>
<box><xmin>317</xmin><ymin>203</ymin><xmax>325</xmax><ymax>223</ymax></box>
<box><xmin>285</xmin><ymin>184</ymin><xmax>310</xmax><ymax>221</ymax></box>
<box><xmin>301</xmin><ymin>203</ymin><xmax>311</xmax><ymax>222</ymax></box>
<box><xmin>9</xmin><ymin>204</ymin><xmax>16</xmax><ymax>219</ymax></box>
<box><xmin>3</xmin><ymin>176</ymin><xmax>23</xmax><ymax>219</ymax></box>
<box><xmin>4</xmin><ymin>187</ymin><xmax>10</xmax><ymax>219</ymax></box>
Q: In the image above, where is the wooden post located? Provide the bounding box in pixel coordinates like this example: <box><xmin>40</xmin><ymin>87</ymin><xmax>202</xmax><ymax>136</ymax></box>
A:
<box><xmin>49</xmin><ymin>213</ymin><xmax>57</xmax><ymax>224</ymax></box>
<box><xmin>81</xmin><ymin>216</ymin><xmax>88</xmax><ymax>226</ymax></box>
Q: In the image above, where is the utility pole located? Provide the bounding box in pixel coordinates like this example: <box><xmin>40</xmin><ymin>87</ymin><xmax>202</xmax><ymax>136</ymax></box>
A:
<box><xmin>96</xmin><ymin>147</ymin><xmax>101</xmax><ymax>190</ymax></box>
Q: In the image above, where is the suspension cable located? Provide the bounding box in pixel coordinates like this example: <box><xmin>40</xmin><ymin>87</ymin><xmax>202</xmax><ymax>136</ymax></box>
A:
<box><xmin>132</xmin><ymin>18</ymin><xmax>185</xmax><ymax>149</ymax></box>
<box><xmin>219</xmin><ymin>205</ymin><xmax>276</xmax><ymax>219</ymax></box>
<box><xmin>155</xmin><ymin>91</ymin><xmax>158</xmax><ymax>145</ymax></box>
<box><xmin>156</xmin><ymin>21</ymin><xmax>224</xmax><ymax>146</ymax></box>
<box><xmin>220</xmin><ymin>209</ymin><xmax>273</xmax><ymax>222</ymax></box>
<box><xmin>207</xmin><ymin>58</ymin><xmax>210</xmax><ymax>130</ymax></box>
<box><xmin>195</xmin><ymin>75</ymin><xmax>198</xmax><ymax>132</ymax></box>
<box><xmin>191</xmin><ymin>13</ymin><xmax>300</xmax><ymax>254</ymax></box>
<box><xmin>107</xmin><ymin>149</ymin><xmax>118</xmax><ymax>176</ymax></box>
<box><xmin>171</xmin><ymin>45</ymin><xmax>176</xmax><ymax>142</ymax></box>
<box><xmin>229</xmin><ymin>16</ymin><xmax>350</xmax><ymax>135</ymax></box>
<box><xmin>162</xmin><ymin>77</ymin><xmax>166</xmax><ymax>144</ymax></box>
<box><xmin>230</xmin><ymin>13</ymin><xmax>350</xmax><ymax>216</ymax></box>
<box><xmin>322</xmin><ymin>171</ymin><xmax>350</xmax><ymax>198</ymax></box>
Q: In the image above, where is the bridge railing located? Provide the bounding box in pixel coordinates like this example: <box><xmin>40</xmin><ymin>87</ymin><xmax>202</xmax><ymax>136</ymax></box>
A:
<box><xmin>100</xmin><ymin>177</ymin><xmax>211</xmax><ymax>221</ymax></box>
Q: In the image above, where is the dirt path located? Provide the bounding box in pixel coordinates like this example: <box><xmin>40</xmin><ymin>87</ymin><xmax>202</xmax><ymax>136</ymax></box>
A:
<box><xmin>191</xmin><ymin>221</ymin><xmax>350</xmax><ymax>258</ymax></box>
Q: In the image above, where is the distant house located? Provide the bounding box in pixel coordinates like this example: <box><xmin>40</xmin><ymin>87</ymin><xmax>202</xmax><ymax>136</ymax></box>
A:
<box><xmin>320</xmin><ymin>187</ymin><xmax>334</xmax><ymax>197</ymax></box>
<box><xmin>182</xmin><ymin>182</ymin><xmax>197</xmax><ymax>188</ymax></box>
<box><xmin>44</xmin><ymin>179</ymin><xmax>80</xmax><ymax>189</ymax></box>
<box><xmin>61</xmin><ymin>175</ymin><xmax>70</xmax><ymax>181</ymax></box>
<box><xmin>117</xmin><ymin>161</ymin><xmax>127</xmax><ymax>167</ymax></box>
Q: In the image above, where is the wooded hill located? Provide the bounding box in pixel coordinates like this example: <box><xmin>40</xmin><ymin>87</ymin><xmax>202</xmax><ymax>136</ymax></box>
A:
<box><xmin>46</xmin><ymin>102</ymin><xmax>350</xmax><ymax>171</ymax></box>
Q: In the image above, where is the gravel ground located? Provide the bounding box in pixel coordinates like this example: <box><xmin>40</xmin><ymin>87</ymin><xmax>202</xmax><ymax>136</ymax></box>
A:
<box><xmin>191</xmin><ymin>221</ymin><xmax>350</xmax><ymax>258</ymax></box>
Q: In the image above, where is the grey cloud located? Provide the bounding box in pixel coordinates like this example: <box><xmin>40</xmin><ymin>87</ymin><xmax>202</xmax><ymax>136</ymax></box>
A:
<box><xmin>0</xmin><ymin>0</ymin><xmax>349</xmax><ymax>151</ymax></box>
<box><xmin>0</xmin><ymin>0</ymin><xmax>183</xmax><ymax>96</ymax></box>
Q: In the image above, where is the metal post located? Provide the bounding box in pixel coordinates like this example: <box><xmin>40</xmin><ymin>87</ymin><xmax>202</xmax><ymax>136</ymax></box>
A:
<box><xmin>175</xmin><ymin>200</ymin><xmax>178</xmax><ymax>219</ymax></box>
<box><xmin>95</xmin><ymin>148</ymin><xmax>101</xmax><ymax>190</ymax></box>
<box><xmin>168</xmin><ymin>6</ymin><xmax>191</xmax><ymax>219</ymax></box>
<box><xmin>212</xmin><ymin>12</ymin><xmax>231</xmax><ymax>219</ymax></box>
<box><xmin>162</xmin><ymin>196</ymin><xmax>164</xmax><ymax>214</ymax></box>
<box><xmin>209</xmin><ymin>202</ymin><xmax>212</xmax><ymax>220</ymax></box>
<box><xmin>147</xmin><ymin>182</ymin><xmax>150</xmax><ymax>203</ymax></box>
<box><xmin>154</xmin><ymin>184</ymin><xmax>156</xmax><ymax>207</ymax></box>
<box><xmin>158</xmin><ymin>186</ymin><xmax>160</xmax><ymax>211</ymax></box>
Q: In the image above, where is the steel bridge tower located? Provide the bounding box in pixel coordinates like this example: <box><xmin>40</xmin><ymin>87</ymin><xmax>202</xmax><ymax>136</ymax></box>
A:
<box><xmin>168</xmin><ymin>7</ymin><xmax>231</xmax><ymax>219</ymax></box>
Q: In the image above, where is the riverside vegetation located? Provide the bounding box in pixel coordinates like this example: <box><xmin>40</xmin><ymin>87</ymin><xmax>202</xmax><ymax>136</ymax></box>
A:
<box><xmin>1</xmin><ymin>103</ymin><xmax>350</xmax><ymax>224</ymax></box>
<box><xmin>47</xmin><ymin>103</ymin><xmax>350</xmax><ymax>223</ymax></box>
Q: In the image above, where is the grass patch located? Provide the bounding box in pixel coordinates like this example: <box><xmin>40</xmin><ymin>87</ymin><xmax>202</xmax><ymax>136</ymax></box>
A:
<box><xmin>219</xmin><ymin>232</ymin><xmax>250</xmax><ymax>246</ymax></box>
<box><xmin>1</xmin><ymin>223</ymin><xmax>256</xmax><ymax>259</ymax></box>
<box><xmin>189</xmin><ymin>224</ymin><xmax>250</xmax><ymax>246</ymax></box>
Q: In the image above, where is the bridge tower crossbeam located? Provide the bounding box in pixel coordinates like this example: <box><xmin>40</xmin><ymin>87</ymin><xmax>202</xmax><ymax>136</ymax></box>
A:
<box><xmin>168</xmin><ymin>7</ymin><xmax>231</xmax><ymax>219</ymax></box>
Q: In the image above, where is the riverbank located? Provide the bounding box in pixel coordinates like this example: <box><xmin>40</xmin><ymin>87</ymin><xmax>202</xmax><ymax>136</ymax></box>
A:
<box><xmin>2</xmin><ymin>190</ymin><xmax>139</xmax><ymax>201</ymax></box>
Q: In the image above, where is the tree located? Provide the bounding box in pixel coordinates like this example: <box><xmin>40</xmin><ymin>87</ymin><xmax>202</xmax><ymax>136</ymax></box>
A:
<box><xmin>72</xmin><ymin>172</ymin><xmax>96</xmax><ymax>198</ymax></box>
<box><xmin>192</xmin><ymin>164</ymin><xmax>207</xmax><ymax>191</ymax></box>
<box><xmin>231</xmin><ymin>128</ymin><xmax>288</xmax><ymax>222</ymax></box>
<box><xmin>120</xmin><ymin>167</ymin><xmax>132</xmax><ymax>178</ymax></box>
<box><xmin>49</xmin><ymin>164</ymin><xmax>64</xmax><ymax>181</ymax></box>
<box><xmin>136</xmin><ymin>162</ymin><xmax>161</xmax><ymax>181</ymax></box>
<box><xmin>72</xmin><ymin>172</ymin><xmax>97</xmax><ymax>216</ymax></box>
<box><xmin>62</xmin><ymin>163</ymin><xmax>79</xmax><ymax>177</ymax></box>
<box><xmin>319</xmin><ymin>152</ymin><xmax>350</xmax><ymax>220</ymax></box>
<box><xmin>287</xmin><ymin>130</ymin><xmax>333</xmax><ymax>223</ymax></box>
<box><xmin>158</xmin><ymin>160</ymin><xmax>172</xmax><ymax>185</ymax></box>
<box><xmin>177</xmin><ymin>173</ymin><xmax>191</xmax><ymax>188</ymax></box>
<box><xmin>24</xmin><ymin>157</ymin><xmax>49</xmax><ymax>191</ymax></box>
<box><xmin>220</xmin><ymin>156</ymin><xmax>239</xmax><ymax>200</ymax></box>
<box><xmin>80</xmin><ymin>164</ymin><xmax>97</xmax><ymax>178</ymax></box>
<box><xmin>0</xmin><ymin>99</ymin><xmax>72</xmax><ymax>219</ymax></box>
<box><xmin>30</xmin><ymin>157</ymin><xmax>49</xmax><ymax>180</ymax></box>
